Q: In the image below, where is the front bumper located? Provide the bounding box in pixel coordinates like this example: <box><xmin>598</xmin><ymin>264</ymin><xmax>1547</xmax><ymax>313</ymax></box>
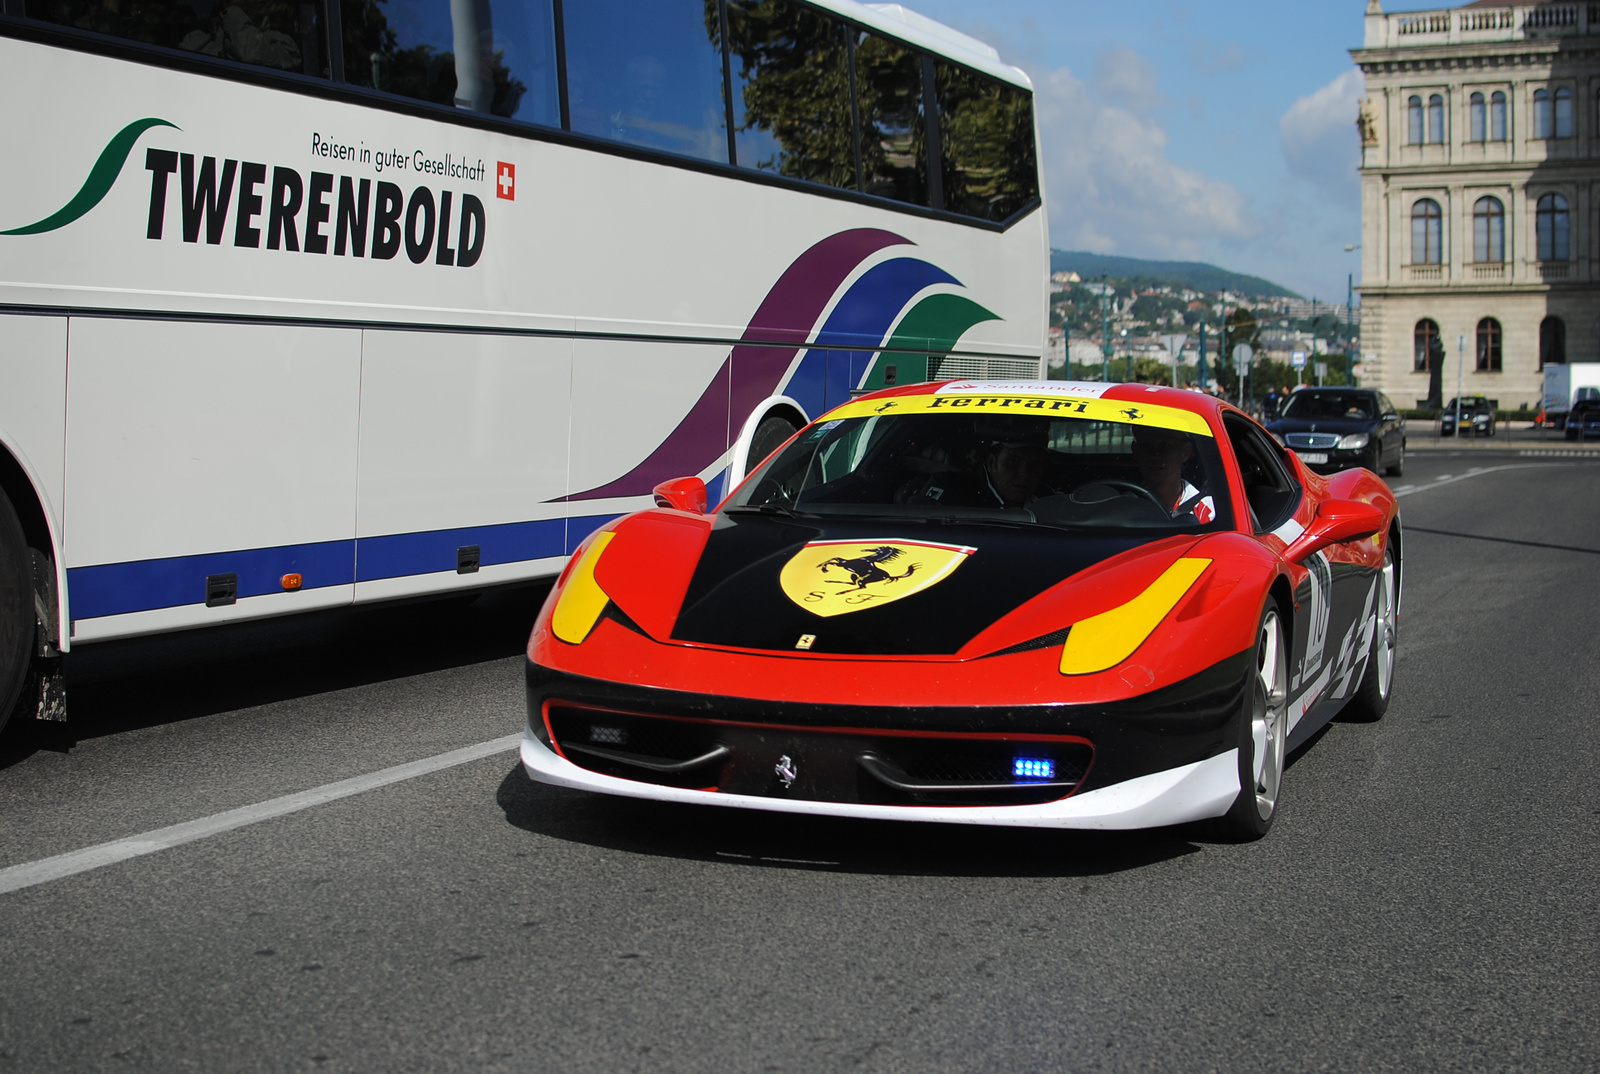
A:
<box><xmin>521</xmin><ymin>655</ymin><xmax>1249</xmax><ymax>830</ymax></box>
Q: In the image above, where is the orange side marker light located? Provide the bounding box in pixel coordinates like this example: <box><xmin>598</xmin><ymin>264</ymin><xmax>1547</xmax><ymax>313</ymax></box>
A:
<box><xmin>281</xmin><ymin>573</ymin><xmax>303</xmax><ymax>591</ymax></box>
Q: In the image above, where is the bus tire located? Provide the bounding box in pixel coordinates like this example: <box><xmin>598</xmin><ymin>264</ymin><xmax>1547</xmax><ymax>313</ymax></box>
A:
<box><xmin>0</xmin><ymin>489</ymin><xmax>33</xmax><ymax>736</ymax></box>
<box><xmin>747</xmin><ymin>414</ymin><xmax>800</xmax><ymax>474</ymax></box>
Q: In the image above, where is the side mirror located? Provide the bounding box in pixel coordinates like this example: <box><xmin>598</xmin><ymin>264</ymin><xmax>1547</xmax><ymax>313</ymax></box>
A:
<box><xmin>652</xmin><ymin>476</ymin><xmax>707</xmax><ymax>514</ymax></box>
<box><xmin>1284</xmin><ymin>499</ymin><xmax>1384</xmax><ymax>563</ymax></box>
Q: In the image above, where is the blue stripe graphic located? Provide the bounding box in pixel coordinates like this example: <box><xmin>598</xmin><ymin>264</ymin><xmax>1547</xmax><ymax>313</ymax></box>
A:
<box><xmin>782</xmin><ymin>258</ymin><xmax>961</xmax><ymax>417</ymax></box>
<box><xmin>67</xmin><ymin>514</ymin><xmax>622</xmax><ymax>621</ymax></box>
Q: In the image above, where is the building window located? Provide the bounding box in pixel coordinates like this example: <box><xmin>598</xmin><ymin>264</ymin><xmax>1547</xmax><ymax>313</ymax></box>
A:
<box><xmin>1414</xmin><ymin>319</ymin><xmax>1441</xmax><ymax>373</ymax></box>
<box><xmin>1473</xmin><ymin>197</ymin><xmax>1505</xmax><ymax>262</ymax></box>
<box><xmin>1491</xmin><ymin>91</ymin><xmax>1507</xmax><ymax>140</ymax></box>
<box><xmin>1534</xmin><ymin>88</ymin><xmax>1552</xmax><ymax>138</ymax></box>
<box><xmin>1411</xmin><ymin>198</ymin><xmax>1443</xmax><ymax>264</ymax></box>
<box><xmin>1540</xmin><ymin>316</ymin><xmax>1566</xmax><ymax>369</ymax></box>
<box><xmin>1476</xmin><ymin>318</ymin><xmax>1502</xmax><ymax>372</ymax></box>
<box><xmin>1470</xmin><ymin>92</ymin><xmax>1486</xmax><ymax>141</ymax></box>
<box><xmin>1428</xmin><ymin>93</ymin><xmax>1445</xmax><ymax>143</ymax></box>
<box><xmin>1555</xmin><ymin>87</ymin><xmax>1574</xmax><ymax>138</ymax></box>
<box><xmin>1537</xmin><ymin>193</ymin><xmax>1570</xmax><ymax>260</ymax></box>
<box><xmin>1408</xmin><ymin>95</ymin><xmax>1424</xmax><ymax>144</ymax></box>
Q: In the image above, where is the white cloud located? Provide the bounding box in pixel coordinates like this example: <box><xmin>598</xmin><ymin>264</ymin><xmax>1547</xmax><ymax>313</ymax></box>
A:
<box><xmin>1033</xmin><ymin>62</ymin><xmax>1255</xmax><ymax>259</ymax></box>
<box><xmin>1280</xmin><ymin>69</ymin><xmax>1365</xmax><ymax>198</ymax></box>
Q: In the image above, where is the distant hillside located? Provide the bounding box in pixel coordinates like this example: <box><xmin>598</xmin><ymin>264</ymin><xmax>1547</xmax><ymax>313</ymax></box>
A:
<box><xmin>1050</xmin><ymin>250</ymin><xmax>1300</xmax><ymax>300</ymax></box>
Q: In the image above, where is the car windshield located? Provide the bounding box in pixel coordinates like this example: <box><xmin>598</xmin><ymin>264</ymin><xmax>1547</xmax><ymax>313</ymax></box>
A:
<box><xmin>1445</xmin><ymin>398</ymin><xmax>1488</xmax><ymax>412</ymax></box>
<box><xmin>727</xmin><ymin>408</ymin><xmax>1233</xmax><ymax>532</ymax></box>
<box><xmin>1280</xmin><ymin>392</ymin><xmax>1376</xmax><ymax>421</ymax></box>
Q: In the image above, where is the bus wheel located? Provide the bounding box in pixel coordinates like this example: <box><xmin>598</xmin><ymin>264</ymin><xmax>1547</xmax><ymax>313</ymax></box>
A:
<box><xmin>747</xmin><ymin>414</ymin><xmax>800</xmax><ymax>474</ymax></box>
<box><xmin>0</xmin><ymin>489</ymin><xmax>33</xmax><ymax>736</ymax></box>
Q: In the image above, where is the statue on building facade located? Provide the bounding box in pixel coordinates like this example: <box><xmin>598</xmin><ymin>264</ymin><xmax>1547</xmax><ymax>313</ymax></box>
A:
<box><xmin>1356</xmin><ymin>98</ymin><xmax>1379</xmax><ymax>147</ymax></box>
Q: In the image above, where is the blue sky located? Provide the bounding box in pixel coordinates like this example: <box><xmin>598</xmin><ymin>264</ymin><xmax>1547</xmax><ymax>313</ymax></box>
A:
<box><xmin>911</xmin><ymin>0</ymin><xmax>1419</xmax><ymax>301</ymax></box>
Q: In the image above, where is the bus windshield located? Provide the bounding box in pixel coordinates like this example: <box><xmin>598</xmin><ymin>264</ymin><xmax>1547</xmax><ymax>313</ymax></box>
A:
<box><xmin>728</xmin><ymin>412</ymin><xmax>1232</xmax><ymax>531</ymax></box>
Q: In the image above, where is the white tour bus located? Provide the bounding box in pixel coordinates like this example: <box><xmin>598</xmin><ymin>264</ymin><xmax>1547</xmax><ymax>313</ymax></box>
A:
<box><xmin>0</xmin><ymin>0</ymin><xmax>1047</xmax><ymax>731</ymax></box>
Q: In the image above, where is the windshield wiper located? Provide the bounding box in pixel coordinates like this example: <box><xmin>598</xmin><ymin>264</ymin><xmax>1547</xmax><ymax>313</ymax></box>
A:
<box><xmin>723</xmin><ymin>503</ymin><xmax>810</xmax><ymax>518</ymax></box>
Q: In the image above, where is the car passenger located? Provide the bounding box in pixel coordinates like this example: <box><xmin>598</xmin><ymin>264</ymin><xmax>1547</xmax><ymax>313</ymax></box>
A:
<box><xmin>980</xmin><ymin>420</ymin><xmax>1062</xmax><ymax>509</ymax></box>
<box><xmin>1130</xmin><ymin>426</ymin><xmax>1216</xmax><ymax>523</ymax></box>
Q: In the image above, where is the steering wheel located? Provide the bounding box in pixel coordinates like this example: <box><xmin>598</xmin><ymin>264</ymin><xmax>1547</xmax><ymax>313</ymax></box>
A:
<box><xmin>1070</xmin><ymin>479</ymin><xmax>1170</xmax><ymax>513</ymax></box>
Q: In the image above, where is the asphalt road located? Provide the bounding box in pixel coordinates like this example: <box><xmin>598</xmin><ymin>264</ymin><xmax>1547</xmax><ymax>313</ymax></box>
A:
<box><xmin>1</xmin><ymin>450</ymin><xmax>1596</xmax><ymax>1073</ymax></box>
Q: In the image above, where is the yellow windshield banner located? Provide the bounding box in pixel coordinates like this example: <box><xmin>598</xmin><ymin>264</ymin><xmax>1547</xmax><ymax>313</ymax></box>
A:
<box><xmin>779</xmin><ymin>540</ymin><xmax>976</xmax><ymax>618</ymax></box>
<box><xmin>825</xmin><ymin>392</ymin><xmax>1213</xmax><ymax>436</ymax></box>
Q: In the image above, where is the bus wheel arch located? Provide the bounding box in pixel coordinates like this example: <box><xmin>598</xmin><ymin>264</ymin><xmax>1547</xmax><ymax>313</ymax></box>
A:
<box><xmin>726</xmin><ymin>398</ymin><xmax>808</xmax><ymax>494</ymax></box>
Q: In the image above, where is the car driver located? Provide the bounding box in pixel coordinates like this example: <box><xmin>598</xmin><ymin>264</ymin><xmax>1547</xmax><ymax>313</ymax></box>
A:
<box><xmin>981</xmin><ymin>420</ymin><xmax>1061</xmax><ymax>509</ymax></box>
<box><xmin>1130</xmin><ymin>425</ymin><xmax>1216</xmax><ymax>523</ymax></box>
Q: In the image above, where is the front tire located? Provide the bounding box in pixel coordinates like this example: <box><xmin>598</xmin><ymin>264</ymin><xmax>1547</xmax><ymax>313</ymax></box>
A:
<box><xmin>747</xmin><ymin>415</ymin><xmax>800</xmax><ymax>475</ymax></box>
<box><xmin>0</xmin><ymin>490</ymin><xmax>33</xmax><ymax>737</ymax></box>
<box><xmin>1342</xmin><ymin>542</ymin><xmax>1398</xmax><ymax>723</ymax></box>
<box><xmin>1211</xmin><ymin>601</ymin><xmax>1289</xmax><ymax>841</ymax></box>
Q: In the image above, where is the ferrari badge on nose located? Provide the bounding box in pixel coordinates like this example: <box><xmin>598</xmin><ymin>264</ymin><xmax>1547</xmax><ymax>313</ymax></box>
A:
<box><xmin>778</xmin><ymin>540</ymin><xmax>976</xmax><ymax>617</ymax></box>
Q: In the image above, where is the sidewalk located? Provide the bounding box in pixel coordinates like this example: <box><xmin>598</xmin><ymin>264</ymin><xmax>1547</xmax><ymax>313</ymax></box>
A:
<box><xmin>1402</xmin><ymin>420</ymin><xmax>1600</xmax><ymax>454</ymax></box>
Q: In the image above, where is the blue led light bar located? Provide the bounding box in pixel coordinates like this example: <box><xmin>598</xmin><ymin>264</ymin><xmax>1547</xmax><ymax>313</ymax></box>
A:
<box><xmin>1013</xmin><ymin>757</ymin><xmax>1055</xmax><ymax>780</ymax></box>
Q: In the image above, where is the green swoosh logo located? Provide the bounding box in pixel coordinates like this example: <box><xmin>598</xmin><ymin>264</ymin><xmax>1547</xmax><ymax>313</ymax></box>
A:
<box><xmin>2</xmin><ymin>117</ymin><xmax>179</xmax><ymax>236</ymax></box>
<box><xmin>859</xmin><ymin>293</ymin><xmax>1003</xmax><ymax>391</ymax></box>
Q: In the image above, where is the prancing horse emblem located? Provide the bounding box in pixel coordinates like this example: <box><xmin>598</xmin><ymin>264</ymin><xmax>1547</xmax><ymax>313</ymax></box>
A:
<box><xmin>775</xmin><ymin>754</ymin><xmax>797</xmax><ymax>788</ymax></box>
<box><xmin>821</xmin><ymin>546</ymin><xmax>918</xmax><ymax>591</ymax></box>
<box><xmin>778</xmin><ymin>539</ymin><xmax>976</xmax><ymax>618</ymax></box>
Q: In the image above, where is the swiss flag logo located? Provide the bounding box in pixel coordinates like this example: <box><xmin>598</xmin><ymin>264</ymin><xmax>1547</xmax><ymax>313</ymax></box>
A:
<box><xmin>496</xmin><ymin>161</ymin><xmax>515</xmax><ymax>200</ymax></box>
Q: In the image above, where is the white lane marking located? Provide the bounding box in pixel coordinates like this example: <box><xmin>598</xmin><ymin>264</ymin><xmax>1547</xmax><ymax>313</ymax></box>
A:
<box><xmin>1394</xmin><ymin>463</ymin><xmax>1574</xmax><ymax>498</ymax></box>
<box><xmin>0</xmin><ymin>734</ymin><xmax>521</xmax><ymax>896</ymax></box>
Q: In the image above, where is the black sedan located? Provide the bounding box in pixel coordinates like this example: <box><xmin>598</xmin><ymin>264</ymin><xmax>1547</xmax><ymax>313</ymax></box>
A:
<box><xmin>1441</xmin><ymin>396</ymin><xmax>1496</xmax><ymax>437</ymax></box>
<box><xmin>1266</xmin><ymin>388</ymin><xmax>1405</xmax><ymax>477</ymax></box>
<box><xmin>1566</xmin><ymin>399</ymin><xmax>1600</xmax><ymax>441</ymax></box>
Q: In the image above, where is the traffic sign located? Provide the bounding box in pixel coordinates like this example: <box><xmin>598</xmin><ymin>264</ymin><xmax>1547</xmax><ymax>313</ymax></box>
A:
<box><xmin>1290</xmin><ymin>349</ymin><xmax>1307</xmax><ymax>369</ymax></box>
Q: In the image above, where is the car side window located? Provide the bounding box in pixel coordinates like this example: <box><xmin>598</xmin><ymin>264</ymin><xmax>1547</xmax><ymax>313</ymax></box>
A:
<box><xmin>1379</xmin><ymin>393</ymin><xmax>1399</xmax><ymax>418</ymax></box>
<box><xmin>1224</xmin><ymin>415</ymin><xmax>1302</xmax><ymax>533</ymax></box>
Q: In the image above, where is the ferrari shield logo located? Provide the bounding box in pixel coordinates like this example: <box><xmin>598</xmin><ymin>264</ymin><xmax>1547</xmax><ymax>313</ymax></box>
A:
<box><xmin>778</xmin><ymin>540</ymin><xmax>975</xmax><ymax>617</ymax></box>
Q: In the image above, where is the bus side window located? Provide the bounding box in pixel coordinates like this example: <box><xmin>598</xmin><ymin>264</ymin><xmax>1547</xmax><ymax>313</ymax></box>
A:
<box><xmin>935</xmin><ymin>61</ymin><xmax>1039</xmax><ymax>222</ymax></box>
<box><xmin>26</xmin><ymin>0</ymin><xmax>332</xmax><ymax>77</ymax></box>
<box><xmin>341</xmin><ymin>0</ymin><xmax>560</xmax><ymax>125</ymax></box>
<box><xmin>855</xmin><ymin>30</ymin><xmax>928</xmax><ymax>208</ymax></box>
<box><xmin>563</xmin><ymin>0</ymin><xmax>730</xmax><ymax>164</ymax></box>
<box><xmin>725</xmin><ymin>0</ymin><xmax>855</xmax><ymax>192</ymax></box>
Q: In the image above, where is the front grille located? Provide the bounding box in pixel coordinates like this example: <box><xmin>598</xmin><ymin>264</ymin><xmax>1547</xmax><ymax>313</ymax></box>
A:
<box><xmin>1286</xmin><ymin>432</ymin><xmax>1341</xmax><ymax>449</ymax></box>
<box><xmin>542</xmin><ymin>702</ymin><xmax>1093</xmax><ymax>808</ymax></box>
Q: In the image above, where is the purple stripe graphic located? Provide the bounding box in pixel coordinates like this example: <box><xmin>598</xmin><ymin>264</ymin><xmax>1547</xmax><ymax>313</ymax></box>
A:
<box><xmin>565</xmin><ymin>228</ymin><xmax>910</xmax><ymax>502</ymax></box>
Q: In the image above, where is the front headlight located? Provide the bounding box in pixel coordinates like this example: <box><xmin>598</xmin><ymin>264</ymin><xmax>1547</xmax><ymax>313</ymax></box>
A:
<box><xmin>1338</xmin><ymin>432</ymin><xmax>1370</xmax><ymax>450</ymax></box>
<box><xmin>550</xmin><ymin>532</ymin><xmax>616</xmax><ymax>644</ymax></box>
<box><xmin>1060</xmin><ymin>557</ymin><xmax>1211</xmax><ymax>675</ymax></box>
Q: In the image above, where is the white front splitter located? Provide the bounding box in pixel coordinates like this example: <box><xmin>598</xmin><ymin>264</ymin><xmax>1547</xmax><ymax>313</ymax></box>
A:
<box><xmin>520</xmin><ymin>731</ymin><xmax>1240</xmax><ymax>830</ymax></box>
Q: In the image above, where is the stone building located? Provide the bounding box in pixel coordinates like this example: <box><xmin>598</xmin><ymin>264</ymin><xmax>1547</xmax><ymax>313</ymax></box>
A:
<box><xmin>1351</xmin><ymin>0</ymin><xmax>1600</xmax><ymax>409</ymax></box>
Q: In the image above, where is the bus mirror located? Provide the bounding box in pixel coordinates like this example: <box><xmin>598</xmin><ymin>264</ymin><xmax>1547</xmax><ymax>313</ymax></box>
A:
<box><xmin>653</xmin><ymin>476</ymin><xmax>707</xmax><ymax>514</ymax></box>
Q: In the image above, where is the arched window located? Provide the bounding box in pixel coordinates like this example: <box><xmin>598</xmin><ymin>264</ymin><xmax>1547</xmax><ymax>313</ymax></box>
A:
<box><xmin>1470</xmin><ymin>92</ymin><xmax>1486</xmax><ymax>142</ymax></box>
<box><xmin>1428</xmin><ymin>94</ymin><xmax>1445</xmax><ymax>143</ymax></box>
<box><xmin>1555</xmin><ymin>87</ymin><xmax>1574</xmax><ymax>138</ymax></box>
<box><xmin>1408</xmin><ymin>95</ymin><xmax>1424</xmax><ymax>144</ymax></box>
<box><xmin>1476</xmin><ymin>318</ymin><xmax>1502</xmax><ymax>372</ymax></box>
<box><xmin>1491</xmin><ymin>90</ymin><xmax>1507</xmax><ymax>140</ymax></box>
<box><xmin>1540</xmin><ymin>316</ymin><xmax>1566</xmax><ymax>369</ymax></box>
<box><xmin>1412</xmin><ymin>199</ymin><xmax>1443</xmax><ymax>264</ymax></box>
<box><xmin>1534</xmin><ymin>88</ymin><xmax>1552</xmax><ymax>138</ymax></box>
<box><xmin>1537</xmin><ymin>193</ymin><xmax>1570</xmax><ymax>260</ymax></box>
<box><xmin>1473</xmin><ymin>197</ymin><xmax>1505</xmax><ymax>262</ymax></box>
<box><xmin>1414</xmin><ymin>319</ymin><xmax>1441</xmax><ymax>373</ymax></box>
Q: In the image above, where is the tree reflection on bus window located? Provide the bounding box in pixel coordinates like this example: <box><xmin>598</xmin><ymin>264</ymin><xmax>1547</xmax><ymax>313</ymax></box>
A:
<box><xmin>564</xmin><ymin>0</ymin><xmax>730</xmax><ymax>163</ymax></box>
<box><xmin>855</xmin><ymin>31</ymin><xmax>927</xmax><ymax>207</ymax></box>
<box><xmin>25</xmin><ymin>0</ymin><xmax>330</xmax><ymax>76</ymax></box>
<box><xmin>935</xmin><ymin>61</ymin><xmax>1038</xmax><ymax>221</ymax></box>
<box><xmin>724</xmin><ymin>0</ymin><xmax>855</xmax><ymax>190</ymax></box>
<box><xmin>340</xmin><ymin>0</ymin><xmax>558</xmax><ymax>125</ymax></box>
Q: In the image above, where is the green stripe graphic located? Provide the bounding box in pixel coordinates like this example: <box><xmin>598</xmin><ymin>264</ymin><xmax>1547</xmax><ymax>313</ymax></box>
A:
<box><xmin>2</xmin><ymin>118</ymin><xmax>179</xmax><ymax>236</ymax></box>
<box><xmin>860</xmin><ymin>293</ymin><xmax>1002</xmax><ymax>390</ymax></box>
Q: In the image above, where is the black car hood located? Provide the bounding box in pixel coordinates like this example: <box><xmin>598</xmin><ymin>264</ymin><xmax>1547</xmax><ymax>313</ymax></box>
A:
<box><xmin>669</xmin><ymin>514</ymin><xmax>1171</xmax><ymax>656</ymax></box>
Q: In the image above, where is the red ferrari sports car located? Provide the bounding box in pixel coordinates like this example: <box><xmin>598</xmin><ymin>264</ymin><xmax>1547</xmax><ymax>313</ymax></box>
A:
<box><xmin>521</xmin><ymin>381</ymin><xmax>1401</xmax><ymax>839</ymax></box>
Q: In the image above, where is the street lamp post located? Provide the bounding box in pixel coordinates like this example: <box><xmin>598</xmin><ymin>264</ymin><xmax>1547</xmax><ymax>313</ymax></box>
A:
<box><xmin>1344</xmin><ymin>245</ymin><xmax>1361</xmax><ymax>384</ymax></box>
<box><xmin>1121</xmin><ymin>328</ymin><xmax>1130</xmax><ymax>382</ymax></box>
<box><xmin>1099</xmin><ymin>279</ymin><xmax>1113</xmax><ymax>382</ymax></box>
